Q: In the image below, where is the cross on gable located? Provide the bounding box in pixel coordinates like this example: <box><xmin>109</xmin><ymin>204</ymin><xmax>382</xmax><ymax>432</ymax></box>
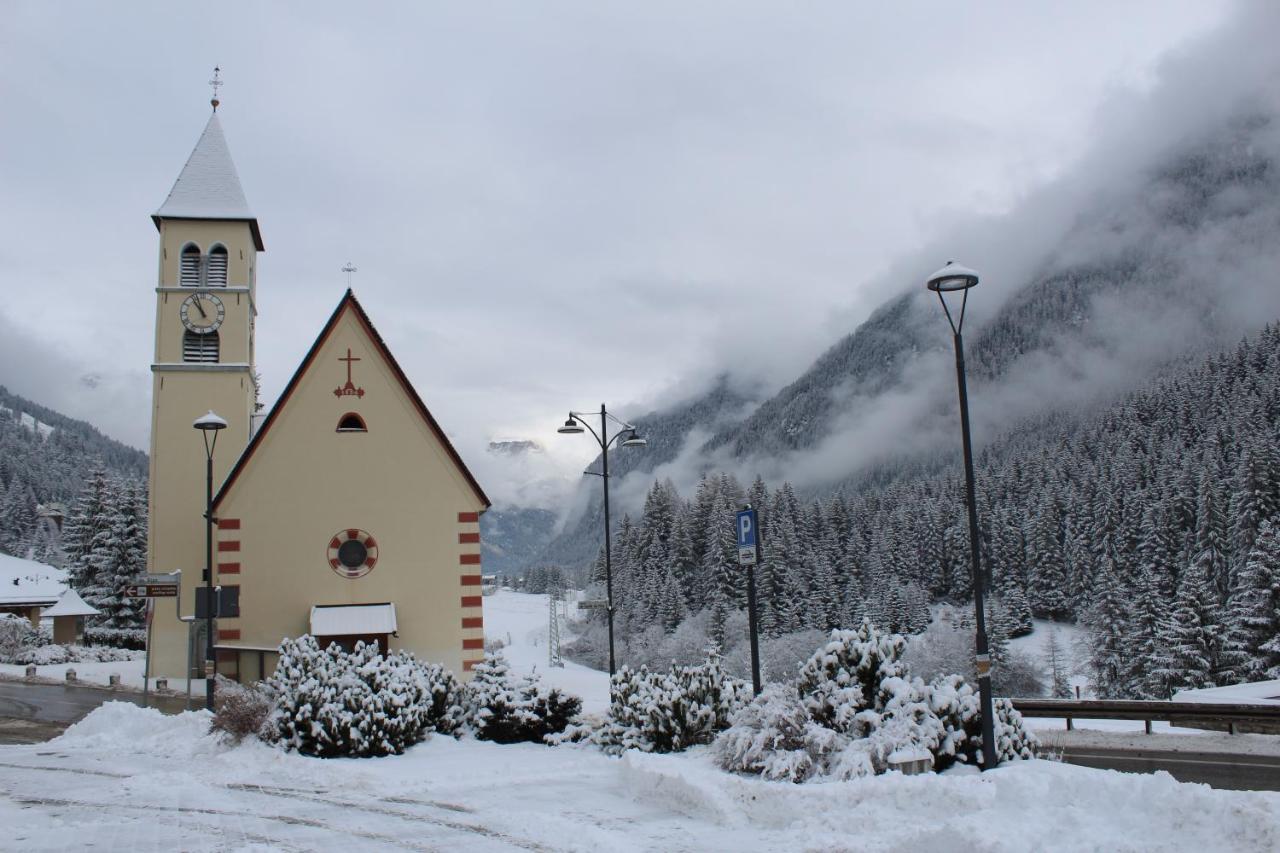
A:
<box><xmin>334</xmin><ymin>347</ymin><xmax>366</xmax><ymax>398</ymax></box>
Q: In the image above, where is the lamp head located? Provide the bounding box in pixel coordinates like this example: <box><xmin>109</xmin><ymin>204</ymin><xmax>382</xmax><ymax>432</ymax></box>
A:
<box><xmin>557</xmin><ymin>415</ymin><xmax>585</xmax><ymax>435</ymax></box>
<box><xmin>926</xmin><ymin>261</ymin><xmax>979</xmax><ymax>292</ymax></box>
<box><xmin>620</xmin><ymin>431</ymin><xmax>647</xmax><ymax>448</ymax></box>
<box><xmin>193</xmin><ymin>411</ymin><xmax>228</xmax><ymax>431</ymax></box>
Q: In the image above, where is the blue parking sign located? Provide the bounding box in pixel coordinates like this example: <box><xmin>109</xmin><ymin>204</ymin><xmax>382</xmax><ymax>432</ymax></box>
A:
<box><xmin>736</xmin><ymin>508</ymin><xmax>757</xmax><ymax>566</ymax></box>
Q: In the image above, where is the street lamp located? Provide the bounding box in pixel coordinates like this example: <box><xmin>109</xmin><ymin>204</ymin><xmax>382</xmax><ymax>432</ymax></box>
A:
<box><xmin>193</xmin><ymin>410</ymin><xmax>226</xmax><ymax>712</ymax></box>
<box><xmin>556</xmin><ymin>404</ymin><xmax>646</xmax><ymax>676</ymax></box>
<box><xmin>926</xmin><ymin>261</ymin><xmax>998</xmax><ymax>771</ymax></box>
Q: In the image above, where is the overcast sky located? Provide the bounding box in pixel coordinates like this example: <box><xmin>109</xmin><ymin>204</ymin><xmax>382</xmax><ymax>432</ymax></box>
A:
<box><xmin>0</xmin><ymin>1</ymin><xmax>1235</xmax><ymax>504</ymax></box>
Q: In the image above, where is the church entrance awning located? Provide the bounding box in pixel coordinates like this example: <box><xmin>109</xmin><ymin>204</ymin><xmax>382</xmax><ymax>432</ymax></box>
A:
<box><xmin>310</xmin><ymin>603</ymin><xmax>397</xmax><ymax>637</ymax></box>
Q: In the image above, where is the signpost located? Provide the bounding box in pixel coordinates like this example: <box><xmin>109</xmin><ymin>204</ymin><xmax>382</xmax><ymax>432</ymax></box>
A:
<box><xmin>736</xmin><ymin>507</ymin><xmax>763</xmax><ymax>696</ymax></box>
<box><xmin>126</xmin><ymin>583</ymin><xmax>179</xmax><ymax>598</ymax></box>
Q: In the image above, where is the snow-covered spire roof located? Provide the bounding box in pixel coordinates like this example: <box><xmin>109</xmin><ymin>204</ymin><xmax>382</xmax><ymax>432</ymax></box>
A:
<box><xmin>153</xmin><ymin>111</ymin><xmax>263</xmax><ymax>250</ymax></box>
<box><xmin>42</xmin><ymin>588</ymin><xmax>99</xmax><ymax>618</ymax></box>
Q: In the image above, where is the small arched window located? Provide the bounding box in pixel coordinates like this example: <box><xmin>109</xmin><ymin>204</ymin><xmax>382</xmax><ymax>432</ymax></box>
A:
<box><xmin>206</xmin><ymin>245</ymin><xmax>228</xmax><ymax>287</ymax></box>
<box><xmin>180</xmin><ymin>244</ymin><xmax>202</xmax><ymax>287</ymax></box>
<box><xmin>336</xmin><ymin>413</ymin><xmax>367</xmax><ymax>432</ymax></box>
<box><xmin>183</xmin><ymin>330</ymin><xmax>219</xmax><ymax>363</ymax></box>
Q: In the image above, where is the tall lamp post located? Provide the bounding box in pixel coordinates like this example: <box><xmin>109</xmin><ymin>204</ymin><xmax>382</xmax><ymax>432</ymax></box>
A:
<box><xmin>926</xmin><ymin>261</ymin><xmax>998</xmax><ymax>771</ymax></box>
<box><xmin>194</xmin><ymin>410</ymin><xmax>227</xmax><ymax>712</ymax></box>
<box><xmin>556</xmin><ymin>404</ymin><xmax>646</xmax><ymax>676</ymax></box>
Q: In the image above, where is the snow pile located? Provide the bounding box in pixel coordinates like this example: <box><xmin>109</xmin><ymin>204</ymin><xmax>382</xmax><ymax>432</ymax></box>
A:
<box><xmin>462</xmin><ymin>652</ymin><xmax>580</xmax><ymax>744</ymax></box>
<box><xmin>54</xmin><ymin>701</ymin><xmax>218</xmax><ymax>759</ymax></box>
<box><xmin>591</xmin><ymin>653</ymin><xmax>745</xmax><ymax>754</ymax></box>
<box><xmin>267</xmin><ymin>635</ymin><xmax>458</xmax><ymax>757</ymax></box>
<box><xmin>716</xmin><ymin>620</ymin><xmax>1036</xmax><ymax>781</ymax></box>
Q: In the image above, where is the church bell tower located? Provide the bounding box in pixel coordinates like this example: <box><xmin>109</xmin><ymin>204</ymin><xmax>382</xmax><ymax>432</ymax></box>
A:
<box><xmin>146</xmin><ymin>84</ymin><xmax>262</xmax><ymax>678</ymax></box>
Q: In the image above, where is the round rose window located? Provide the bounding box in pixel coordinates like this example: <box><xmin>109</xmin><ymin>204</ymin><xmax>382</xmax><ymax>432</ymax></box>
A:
<box><xmin>328</xmin><ymin>529</ymin><xmax>379</xmax><ymax>578</ymax></box>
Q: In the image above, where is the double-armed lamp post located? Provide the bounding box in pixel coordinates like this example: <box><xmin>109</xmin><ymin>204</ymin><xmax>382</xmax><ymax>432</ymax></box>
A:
<box><xmin>926</xmin><ymin>261</ymin><xmax>998</xmax><ymax>771</ymax></box>
<box><xmin>556</xmin><ymin>405</ymin><xmax>646</xmax><ymax>676</ymax></box>
<box><xmin>193</xmin><ymin>410</ymin><xmax>227</xmax><ymax>712</ymax></box>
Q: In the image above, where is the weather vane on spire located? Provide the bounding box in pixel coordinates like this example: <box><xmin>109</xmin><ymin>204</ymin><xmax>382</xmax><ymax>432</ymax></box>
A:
<box><xmin>342</xmin><ymin>262</ymin><xmax>358</xmax><ymax>288</ymax></box>
<box><xmin>209</xmin><ymin>66</ymin><xmax>223</xmax><ymax>111</ymax></box>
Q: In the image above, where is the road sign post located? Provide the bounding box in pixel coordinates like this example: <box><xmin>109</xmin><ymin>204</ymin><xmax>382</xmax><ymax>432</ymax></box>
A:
<box><xmin>736</xmin><ymin>506</ymin><xmax>763</xmax><ymax>696</ymax></box>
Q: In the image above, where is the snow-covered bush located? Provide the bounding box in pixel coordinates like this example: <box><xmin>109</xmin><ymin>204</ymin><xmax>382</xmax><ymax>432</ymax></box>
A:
<box><xmin>715</xmin><ymin>620</ymin><xmax>1038</xmax><ymax>781</ymax></box>
<box><xmin>84</xmin><ymin>626</ymin><xmax>146</xmax><ymax>650</ymax></box>
<box><xmin>712</xmin><ymin>683</ymin><xmax>846</xmax><ymax>782</ymax></box>
<box><xmin>267</xmin><ymin>636</ymin><xmax>457</xmax><ymax>757</ymax></box>
<box><xmin>0</xmin><ymin>613</ymin><xmax>40</xmax><ymax>662</ymax></box>
<box><xmin>211</xmin><ymin>676</ymin><xmax>274</xmax><ymax>743</ymax></box>
<box><xmin>463</xmin><ymin>652</ymin><xmax>581</xmax><ymax>744</ymax></box>
<box><xmin>11</xmin><ymin>643</ymin><xmax>139</xmax><ymax>665</ymax></box>
<box><xmin>413</xmin><ymin>660</ymin><xmax>465</xmax><ymax>736</ymax></box>
<box><xmin>592</xmin><ymin>652</ymin><xmax>745</xmax><ymax>754</ymax></box>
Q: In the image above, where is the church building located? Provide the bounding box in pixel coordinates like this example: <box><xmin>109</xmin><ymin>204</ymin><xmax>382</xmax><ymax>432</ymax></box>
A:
<box><xmin>145</xmin><ymin>98</ymin><xmax>490</xmax><ymax>682</ymax></box>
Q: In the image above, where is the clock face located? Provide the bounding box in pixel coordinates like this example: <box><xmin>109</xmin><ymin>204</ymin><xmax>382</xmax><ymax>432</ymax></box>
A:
<box><xmin>180</xmin><ymin>292</ymin><xmax>225</xmax><ymax>334</ymax></box>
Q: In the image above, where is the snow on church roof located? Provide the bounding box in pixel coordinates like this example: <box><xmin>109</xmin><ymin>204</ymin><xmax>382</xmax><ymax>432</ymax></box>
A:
<box><xmin>153</xmin><ymin>112</ymin><xmax>263</xmax><ymax>249</ymax></box>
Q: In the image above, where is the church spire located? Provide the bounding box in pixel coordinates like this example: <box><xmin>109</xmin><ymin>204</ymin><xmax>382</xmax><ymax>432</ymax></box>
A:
<box><xmin>152</xmin><ymin>81</ymin><xmax>263</xmax><ymax>250</ymax></box>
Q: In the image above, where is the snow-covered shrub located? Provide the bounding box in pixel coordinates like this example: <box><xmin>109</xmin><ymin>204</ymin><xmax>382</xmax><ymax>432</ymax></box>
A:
<box><xmin>712</xmin><ymin>683</ymin><xmax>845</xmax><ymax>782</ymax></box>
<box><xmin>592</xmin><ymin>652</ymin><xmax>745</xmax><ymax>754</ymax></box>
<box><xmin>716</xmin><ymin>620</ymin><xmax>1038</xmax><ymax>781</ymax></box>
<box><xmin>412</xmin><ymin>661</ymin><xmax>465</xmax><ymax>736</ymax></box>
<box><xmin>0</xmin><ymin>613</ymin><xmax>40</xmax><ymax>662</ymax></box>
<box><xmin>84</xmin><ymin>626</ymin><xmax>146</xmax><ymax>650</ymax></box>
<box><xmin>463</xmin><ymin>652</ymin><xmax>581</xmax><ymax>744</ymax></box>
<box><xmin>12</xmin><ymin>643</ymin><xmax>139</xmax><ymax>665</ymax></box>
<box><xmin>796</xmin><ymin>618</ymin><xmax>909</xmax><ymax>736</ymax></box>
<box><xmin>267</xmin><ymin>636</ymin><xmax>448</xmax><ymax>757</ymax></box>
<box><xmin>211</xmin><ymin>676</ymin><xmax>274</xmax><ymax>743</ymax></box>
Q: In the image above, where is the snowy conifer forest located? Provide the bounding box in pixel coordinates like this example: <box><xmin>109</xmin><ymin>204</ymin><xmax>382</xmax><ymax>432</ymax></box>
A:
<box><xmin>0</xmin><ymin>387</ymin><xmax>150</xmax><ymax>641</ymax></box>
<box><xmin>566</xmin><ymin>324</ymin><xmax>1280</xmax><ymax>699</ymax></box>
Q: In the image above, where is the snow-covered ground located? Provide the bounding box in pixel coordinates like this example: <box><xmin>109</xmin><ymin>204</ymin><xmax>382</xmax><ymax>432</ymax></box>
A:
<box><xmin>0</xmin><ymin>702</ymin><xmax>1277</xmax><ymax>851</ymax></box>
<box><xmin>483</xmin><ymin>589</ymin><xmax>609</xmax><ymax>713</ymax></box>
<box><xmin>2</xmin><ymin>591</ymin><xmax>1280</xmax><ymax>850</ymax></box>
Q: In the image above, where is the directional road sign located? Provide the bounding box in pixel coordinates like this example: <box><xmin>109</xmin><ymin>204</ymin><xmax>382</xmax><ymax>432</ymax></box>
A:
<box><xmin>126</xmin><ymin>583</ymin><xmax>178</xmax><ymax>599</ymax></box>
<box><xmin>736</xmin><ymin>508</ymin><xmax>758</xmax><ymax>566</ymax></box>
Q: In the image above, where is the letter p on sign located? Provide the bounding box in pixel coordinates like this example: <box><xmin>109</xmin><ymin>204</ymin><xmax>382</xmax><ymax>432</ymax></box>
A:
<box><xmin>736</xmin><ymin>508</ymin><xmax>757</xmax><ymax>566</ymax></box>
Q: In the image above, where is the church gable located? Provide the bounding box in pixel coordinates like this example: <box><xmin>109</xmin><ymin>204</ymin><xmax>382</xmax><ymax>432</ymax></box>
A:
<box><xmin>214</xmin><ymin>289</ymin><xmax>489</xmax><ymax>513</ymax></box>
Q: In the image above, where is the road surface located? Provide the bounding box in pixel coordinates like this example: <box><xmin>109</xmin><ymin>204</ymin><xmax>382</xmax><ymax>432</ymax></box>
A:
<box><xmin>0</xmin><ymin>681</ymin><xmax>190</xmax><ymax>744</ymax></box>
<box><xmin>1057</xmin><ymin>745</ymin><xmax>1280</xmax><ymax>792</ymax></box>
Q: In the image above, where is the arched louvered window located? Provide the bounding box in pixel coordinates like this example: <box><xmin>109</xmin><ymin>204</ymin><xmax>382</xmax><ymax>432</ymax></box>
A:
<box><xmin>336</xmin><ymin>413</ymin><xmax>367</xmax><ymax>432</ymax></box>
<box><xmin>206</xmin><ymin>245</ymin><xmax>228</xmax><ymax>287</ymax></box>
<box><xmin>183</xmin><ymin>330</ymin><xmax>219</xmax><ymax>363</ymax></box>
<box><xmin>180</xmin><ymin>244</ymin><xmax>202</xmax><ymax>287</ymax></box>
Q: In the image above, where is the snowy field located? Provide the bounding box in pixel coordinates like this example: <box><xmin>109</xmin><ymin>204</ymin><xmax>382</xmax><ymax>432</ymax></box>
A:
<box><xmin>1</xmin><ymin>591</ymin><xmax>1279</xmax><ymax>850</ymax></box>
<box><xmin>1</xmin><ymin>702</ymin><xmax>1278</xmax><ymax>852</ymax></box>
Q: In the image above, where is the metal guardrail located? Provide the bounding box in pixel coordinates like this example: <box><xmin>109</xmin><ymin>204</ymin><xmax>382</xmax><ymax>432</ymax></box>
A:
<box><xmin>1009</xmin><ymin>698</ymin><xmax>1280</xmax><ymax>735</ymax></box>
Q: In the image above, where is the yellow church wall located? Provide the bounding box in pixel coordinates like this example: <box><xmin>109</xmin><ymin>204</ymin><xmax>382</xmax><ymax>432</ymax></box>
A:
<box><xmin>212</xmin><ymin>305</ymin><xmax>488</xmax><ymax>681</ymax></box>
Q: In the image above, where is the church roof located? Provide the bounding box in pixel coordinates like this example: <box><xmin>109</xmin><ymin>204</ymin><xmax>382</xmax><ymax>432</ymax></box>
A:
<box><xmin>213</xmin><ymin>289</ymin><xmax>491</xmax><ymax>511</ymax></box>
<box><xmin>153</xmin><ymin>112</ymin><xmax>264</xmax><ymax>250</ymax></box>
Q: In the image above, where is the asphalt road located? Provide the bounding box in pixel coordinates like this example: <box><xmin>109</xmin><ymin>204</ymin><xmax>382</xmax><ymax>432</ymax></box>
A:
<box><xmin>0</xmin><ymin>681</ymin><xmax>192</xmax><ymax>744</ymax></box>
<box><xmin>1058</xmin><ymin>746</ymin><xmax>1280</xmax><ymax>792</ymax></box>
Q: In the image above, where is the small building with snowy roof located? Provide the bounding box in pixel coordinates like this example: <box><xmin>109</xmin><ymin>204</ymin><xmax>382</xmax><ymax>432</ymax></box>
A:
<box><xmin>0</xmin><ymin>553</ymin><xmax>67</xmax><ymax>628</ymax></box>
<box><xmin>42</xmin><ymin>589</ymin><xmax>100</xmax><ymax>646</ymax></box>
<box><xmin>145</xmin><ymin>94</ymin><xmax>490</xmax><ymax>683</ymax></box>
